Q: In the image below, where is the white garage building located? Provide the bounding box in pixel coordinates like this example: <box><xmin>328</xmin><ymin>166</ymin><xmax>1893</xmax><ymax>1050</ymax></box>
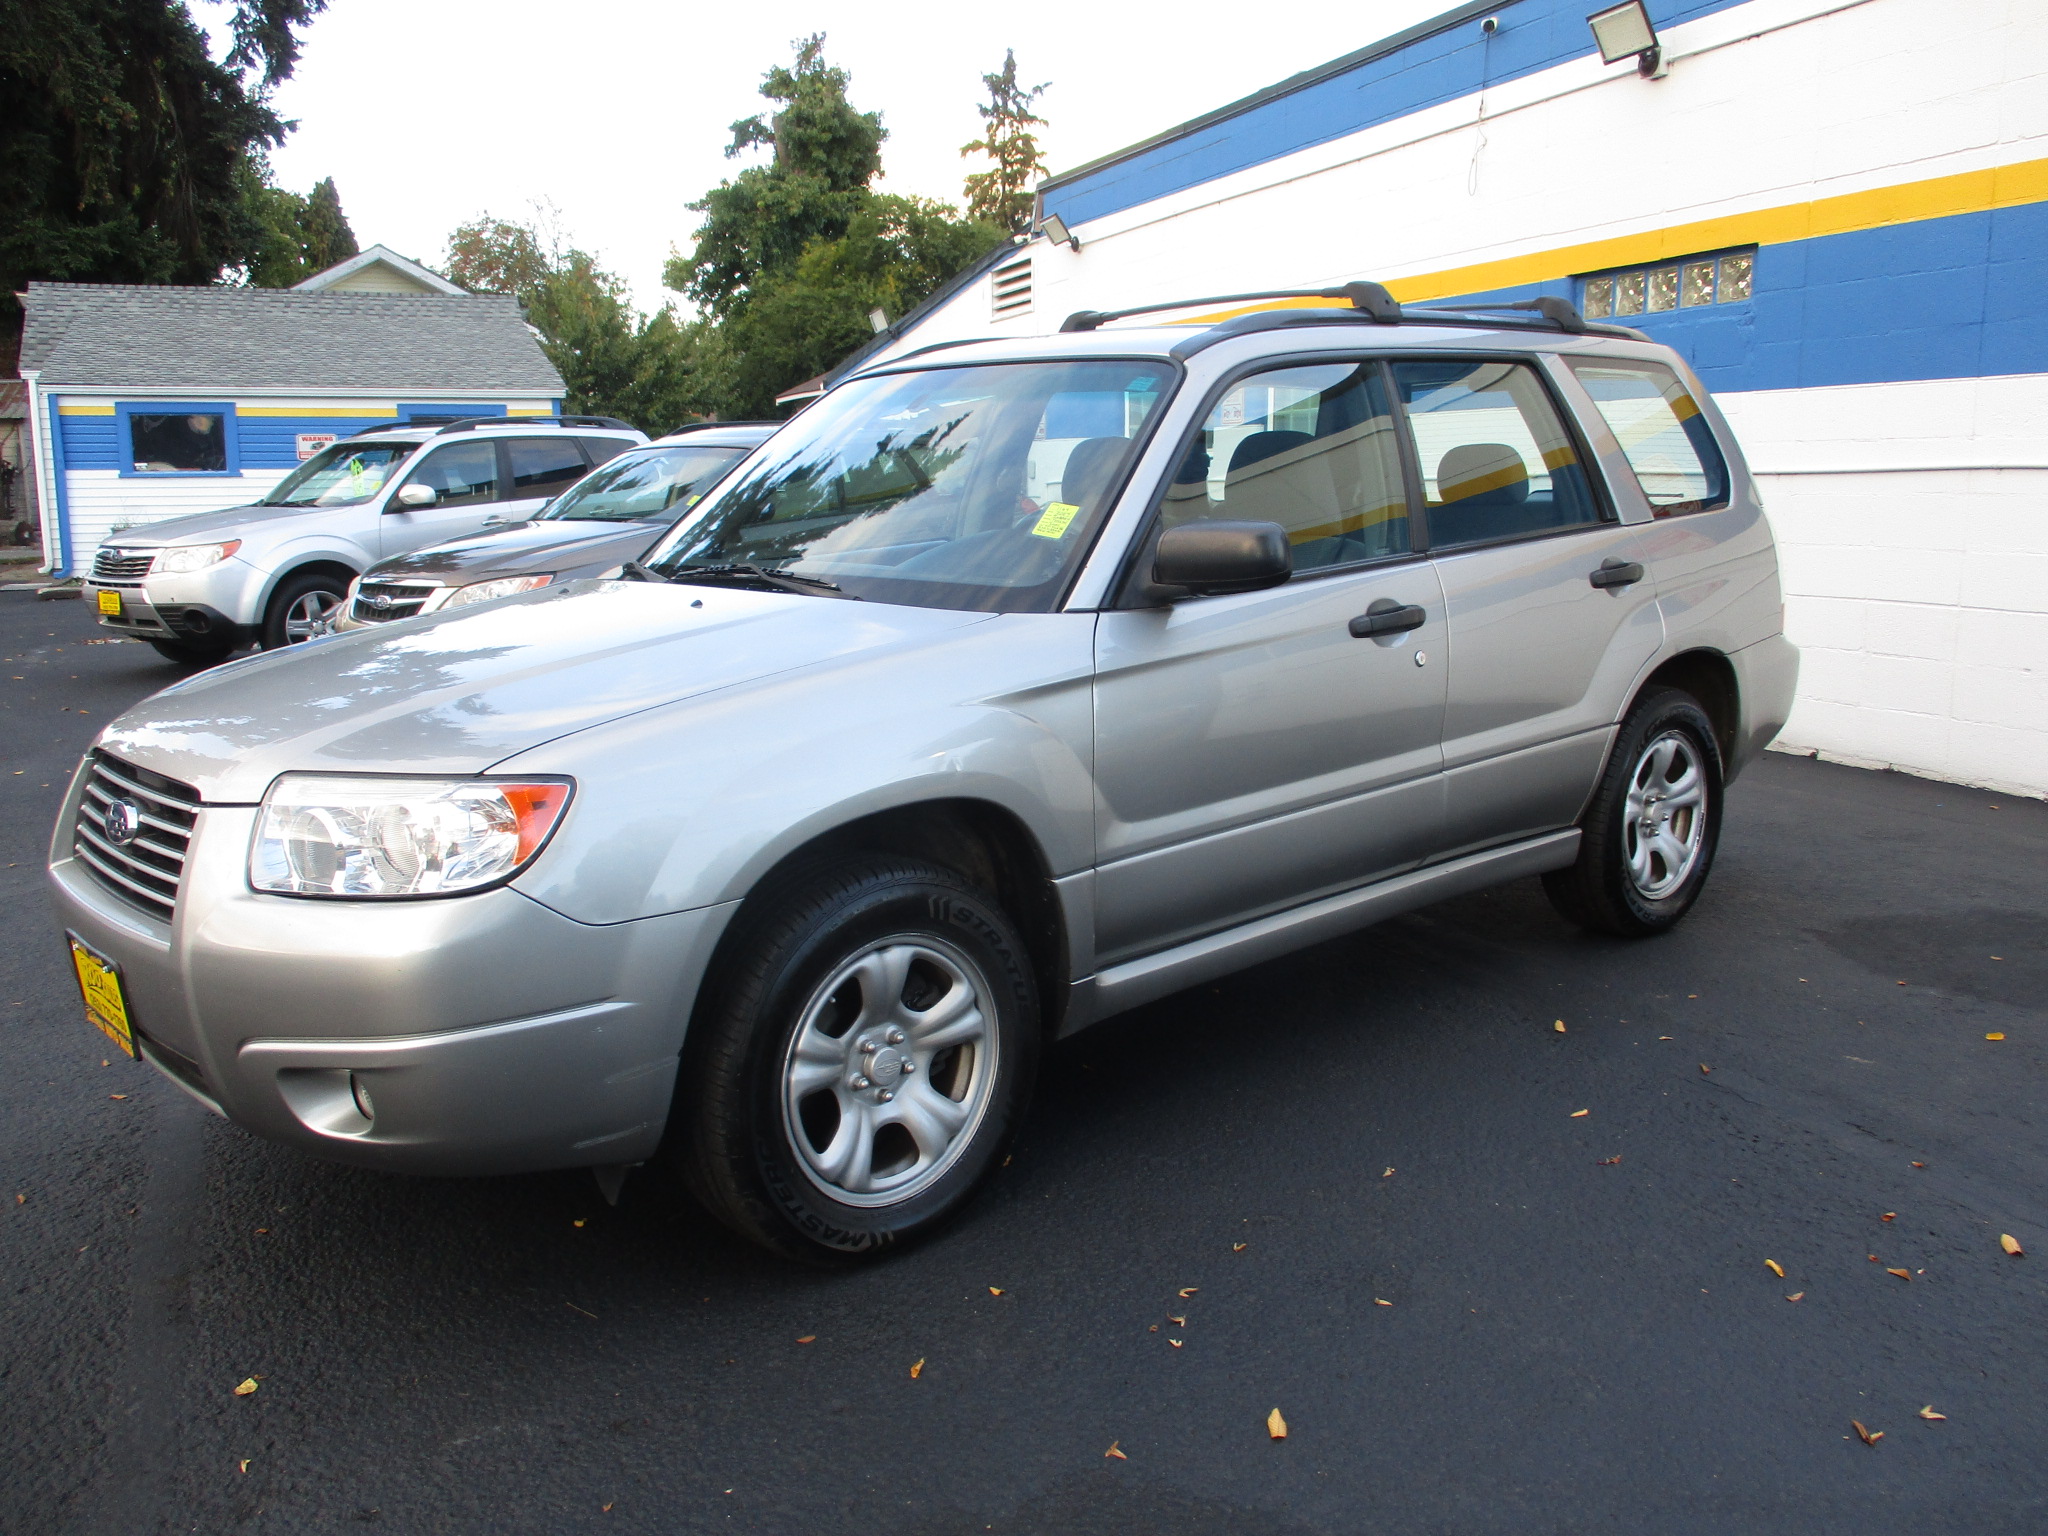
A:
<box><xmin>876</xmin><ymin>0</ymin><xmax>2047</xmax><ymax>797</ymax></box>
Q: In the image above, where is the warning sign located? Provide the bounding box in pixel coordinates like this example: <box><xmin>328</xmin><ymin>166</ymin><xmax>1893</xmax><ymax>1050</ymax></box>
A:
<box><xmin>295</xmin><ymin>433</ymin><xmax>338</xmax><ymax>461</ymax></box>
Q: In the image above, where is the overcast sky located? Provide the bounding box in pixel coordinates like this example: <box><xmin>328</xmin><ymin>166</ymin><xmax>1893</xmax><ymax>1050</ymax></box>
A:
<box><xmin>256</xmin><ymin>0</ymin><xmax>1449</xmax><ymax>312</ymax></box>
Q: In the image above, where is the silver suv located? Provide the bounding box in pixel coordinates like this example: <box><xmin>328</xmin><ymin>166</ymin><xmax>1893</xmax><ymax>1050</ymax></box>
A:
<box><xmin>49</xmin><ymin>287</ymin><xmax>1798</xmax><ymax>1263</ymax></box>
<box><xmin>79</xmin><ymin>416</ymin><xmax>647</xmax><ymax>664</ymax></box>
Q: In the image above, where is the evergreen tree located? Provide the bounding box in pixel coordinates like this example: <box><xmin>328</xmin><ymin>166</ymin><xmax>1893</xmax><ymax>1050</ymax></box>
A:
<box><xmin>960</xmin><ymin>51</ymin><xmax>1049</xmax><ymax>235</ymax></box>
<box><xmin>0</xmin><ymin>0</ymin><xmax>326</xmax><ymax>363</ymax></box>
<box><xmin>301</xmin><ymin>177</ymin><xmax>357</xmax><ymax>271</ymax></box>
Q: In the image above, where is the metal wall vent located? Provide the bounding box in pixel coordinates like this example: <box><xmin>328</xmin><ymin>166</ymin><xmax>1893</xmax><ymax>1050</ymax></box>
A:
<box><xmin>992</xmin><ymin>256</ymin><xmax>1032</xmax><ymax>319</ymax></box>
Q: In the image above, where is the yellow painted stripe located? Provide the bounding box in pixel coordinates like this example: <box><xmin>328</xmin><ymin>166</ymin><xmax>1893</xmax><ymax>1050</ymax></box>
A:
<box><xmin>237</xmin><ymin>405</ymin><xmax>398</xmax><ymax>418</ymax></box>
<box><xmin>57</xmin><ymin>404</ymin><xmax>116</xmax><ymax>416</ymax></box>
<box><xmin>1177</xmin><ymin>156</ymin><xmax>2048</xmax><ymax>322</ymax></box>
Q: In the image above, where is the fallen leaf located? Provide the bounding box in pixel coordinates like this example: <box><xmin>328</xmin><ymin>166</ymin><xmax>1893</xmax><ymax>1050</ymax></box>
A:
<box><xmin>603</xmin><ymin>1503</ymin><xmax>613</xmax><ymax>1513</ymax></box>
<box><xmin>1179</xmin><ymin>1287</ymin><xmax>1198</xmax><ymax>1298</ymax></box>
<box><xmin>1596</xmin><ymin>1154</ymin><xmax>1622</xmax><ymax>1165</ymax></box>
<box><xmin>1169</xmin><ymin>1315</ymin><xmax>1186</xmax><ymax>1327</ymax></box>
<box><xmin>1785</xmin><ymin>1292</ymin><xmax>1804</xmax><ymax>1302</ymax></box>
<box><xmin>1886</xmin><ymin>1267</ymin><xmax>1912</xmax><ymax>1281</ymax></box>
<box><xmin>109</xmin><ymin>1094</ymin><xmax>127</xmax><ymax>1100</ymax></box>
<box><xmin>572</xmin><ymin>1219</ymin><xmax>585</xmax><ymax>1228</ymax></box>
<box><xmin>1852</xmin><ymin>1420</ymin><xmax>1882</xmax><ymax>1445</ymax></box>
<box><xmin>1383</xmin><ymin>1167</ymin><xmax>1395</xmax><ymax>1177</ymax></box>
<box><xmin>1267</xmin><ymin>1407</ymin><xmax>1288</xmax><ymax>1440</ymax></box>
<box><xmin>1169</xmin><ymin>1339</ymin><xmax>1183</xmax><ymax>1348</ymax></box>
<box><xmin>1374</xmin><ymin>1298</ymin><xmax>1393</xmax><ymax>1306</ymax></box>
<box><xmin>1919</xmin><ymin>1406</ymin><xmax>1946</xmax><ymax>1421</ymax></box>
<box><xmin>1897</xmin><ymin>980</ymin><xmax>1907</xmax><ymax>987</ymax></box>
<box><xmin>2001</xmin><ymin>1234</ymin><xmax>2024</xmax><ymax>1257</ymax></box>
<box><xmin>1104</xmin><ymin>1441</ymin><xmax>1127</xmax><ymax>1460</ymax></box>
<box><xmin>233</xmin><ymin>1378</ymin><xmax>259</xmax><ymax>1396</ymax></box>
<box><xmin>238</xmin><ymin>1460</ymin><xmax>250</xmax><ymax>1474</ymax></box>
<box><xmin>1232</xmin><ymin>1242</ymin><xmax>1248</xmax><ymax>1253</ymax></box>
<box><xmin>1986</xmin><ymin>1033</ymin><xmax>2006</xmax><ymax>1041</ymax></box>
<box><xmin>1570</xmin><ymin>1109</ymin><xmax>1590</xmax><ymax>1118</ymax></box>
<box><xmin>909</xmin><ymin>1358</ymin><xmax>924</xmax><ymax>1379</ymax></box>
<box><xmin>1553</xmin><ymin>1020</ymin><xmax>1567</xmax><ymax>1033</ymax></box>
<box><xmin>1659</xmin><ymin>1035</ymin><xmax>1674</xmax><ymax>1041</ymax></box>
<box><xmin>1911</xmin><ymin>1161</ymin><xmax>1925</xmax><ymax>1168</ymax></box>
<box><xmin>1699</xmin><ymin>1064</ymin><xmax>1711</xmax><ymax>1074</ymax></box>
<box><xmin>988</xmin><ymin>1287</ymin><xmax>1004</xmax><ymax>1296</ymax></box>
<box><xmin>1881</xmin><ymin>1212</ymin><xmax>1895</xmax><ymax>1222</ymax></box>
<box><xmin>796</xmin><ymin>1336</ymin><xmax>815</xmax><ymax>1344</ymax></box>
<box><xmin>1765</xmin><ymin>1259</ymin><xmax>1785</xmax><ymax>1278</ymax></box>
<box><xmin>1868</xmin><ymin>1254</ymin><xmax>1880</xmax><ymax>1262</ymax></box>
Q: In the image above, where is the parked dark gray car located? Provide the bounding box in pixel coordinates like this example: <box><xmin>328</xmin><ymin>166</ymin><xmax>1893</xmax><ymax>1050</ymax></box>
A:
<box><xmin>50</xmin><ymin>285</ymin><xmax>1796</xmax><ymax>1264</ymax></box>
<box><xmin>335</xmin><ymin>424</ymin><xmax>776</xmax><ymax>629</ymax></box>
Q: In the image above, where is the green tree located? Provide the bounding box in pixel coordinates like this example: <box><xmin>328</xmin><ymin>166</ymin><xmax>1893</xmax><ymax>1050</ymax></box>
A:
<box><xmin>234</xmin><ymin>157</ymin><xmax>357</xmax><ymax>287</ymax></box>
<box><xmin>667</xmin><ymin>35</ymin><xmax>1007</xmax><ymax>418</ymax></box>
<box><xmin>301</xmin><ymin>177</ymin><xmax>357</xmax><ymax>271</ymax></box>
<box><xmin>0</xmin><ymin>0</ymin><xmax>326</xmax><ymax>363</ymax></box>
<box><xmin>446</xmin><ymin>214</ymin><xmax>711</xmax><ymax>432</ymax></box>
<box><xmin>960</xmin><ymin>50</ymin><xmax>1049</xmax><ymax>235</ymax></box>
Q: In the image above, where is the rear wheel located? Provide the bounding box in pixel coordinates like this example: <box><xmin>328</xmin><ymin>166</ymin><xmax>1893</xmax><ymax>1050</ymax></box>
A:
<box><xmin>1544</xmin><ymin>688</ymin><xmax>1723</xmax><ymax>937</ymax></box>
<box><xmin>673</xmin><ymin>856</ymin><xmax>1039</xmax><ymax>1264</ymax></box>
<box><xmin>148</xmin><ymin>637</ymin><xmax>238</xmax><ymax>668</ymax></box>
<box><xmin>261</xmin><ymin>571</ymin><xmax>348</xmax><ymax>649</ymax></box>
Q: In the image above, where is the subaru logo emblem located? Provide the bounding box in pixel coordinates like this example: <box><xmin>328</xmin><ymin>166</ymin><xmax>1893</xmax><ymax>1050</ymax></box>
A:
<box><xmin>105</xmin><ymin>797</ymin><xmax>143</xmax><ymax>846</ymax></box>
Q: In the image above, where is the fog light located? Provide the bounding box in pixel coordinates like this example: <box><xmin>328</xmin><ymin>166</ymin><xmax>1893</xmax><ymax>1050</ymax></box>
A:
<box><xmin>350</xmin><ymin>1072</ymin><xmax>375</xmax><ymax>1121</ymax></box>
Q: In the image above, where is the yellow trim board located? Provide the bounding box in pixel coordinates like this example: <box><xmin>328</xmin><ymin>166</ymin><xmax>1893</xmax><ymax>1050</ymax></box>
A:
<box><xmin>56</xmin><ymin>404</ymin><xmax>116</xmax><ymax>416</ymax></box>
<box><xmin>1180</xmin><ymin>156</ymin><xmax>2048</xmax><ymax>322</ymax></box>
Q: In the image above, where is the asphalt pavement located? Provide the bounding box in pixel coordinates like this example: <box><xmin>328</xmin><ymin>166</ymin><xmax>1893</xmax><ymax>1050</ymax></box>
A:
<box><xmin>4</xmin><ymin>587</ymin><xmax>2045</xmax><ymax>1535</ymax></box>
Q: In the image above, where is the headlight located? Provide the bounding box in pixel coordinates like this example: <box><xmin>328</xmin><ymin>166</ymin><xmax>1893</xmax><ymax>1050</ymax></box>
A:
<box><xmin>251</xmin><ymin>775</ymin><xmax>572</xmax><ymax>898</ymax></box>
<box><xmin>439</xmin><ymin>573</ymin><xmax>554</xmax><ymax>611</ymax></box>
<box><xmin>156</xmin><ymin>540</ymin><xmax>241</xmax><ymax>574</ymax></box>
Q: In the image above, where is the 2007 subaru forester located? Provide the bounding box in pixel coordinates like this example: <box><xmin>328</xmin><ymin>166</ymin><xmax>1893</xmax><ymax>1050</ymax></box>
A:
<box><xmin>49</xmin><ymin>285</ymin><xmax>1798</xmax><ymax>1263</ymax></box>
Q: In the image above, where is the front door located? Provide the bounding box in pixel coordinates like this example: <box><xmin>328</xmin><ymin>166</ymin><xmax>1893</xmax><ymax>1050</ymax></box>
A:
<box><xmin>1389</xmin><ymin>357</ymin><xmax>1664</xmax><ymax>856</ymax></box>
<box><xmin>1092</xmin><ymin>359</ymin><xmax>1448</xmax><ymax>965</ymax></box>
<box><xmin>379</xmin><ymin>439</ymin><xmax>506</xmax><ymax>556</ymax></box>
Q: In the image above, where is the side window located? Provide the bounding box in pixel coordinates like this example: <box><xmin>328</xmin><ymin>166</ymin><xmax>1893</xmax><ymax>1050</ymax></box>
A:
<box><xmin>1163</xmin><ymin>362</ymin><xmax>1410</xmax><ymax>573</ymax></box>
<box><xmin>1391</xmin><ymin>360</ymin><xmax>1602</xmax><ymax>550</ymax></box>
<box><xmin>507</xmin><ymin>437</ymin><xmax>588</xmax><ymax>496</ymax></box>
<box><xmin>575</xmin><ymin>435</ymin><xmax>633</xmax><ymax>467</ymax></box>
<box><xmin>399</xmin><ymin>441</ymin><xmax>499</xmax><ymax>507</ymax></box>
<box><xmin>1568</xmin><ymin>360</ymin><xmax>1729</xmax><ymax>516</ymax></box>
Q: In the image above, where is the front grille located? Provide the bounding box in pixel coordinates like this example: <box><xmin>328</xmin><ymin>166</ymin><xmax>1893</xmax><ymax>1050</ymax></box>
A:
<box><xmin>72</xmin><ymin>752</ymin><xmax>200</xmax><ymax>924</ymax></box>
<box><xmin>352</xmin><ymin>581</ymin><xmax>437</xmax><ymax>623</ymax></box>
<box><xmin>93</xmin><ymin>548</ymin><xmax>156</xmax><ymax>580</ymax></box>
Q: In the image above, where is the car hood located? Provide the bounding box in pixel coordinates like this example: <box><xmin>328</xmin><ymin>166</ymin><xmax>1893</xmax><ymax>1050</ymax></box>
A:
<box><xmin>103</xmin><ymin>502</ymin><xmax>346</xmax><ymax>546</ymax></box>
<box><xmin>368</xmin><ymin>520</ymin><xmax>660</xmax><ymax>583</ymax></box>
<box><xmin>96</xmin><ymin>581</ymin><xmax>996</xmax><ymax>802</ymax></box>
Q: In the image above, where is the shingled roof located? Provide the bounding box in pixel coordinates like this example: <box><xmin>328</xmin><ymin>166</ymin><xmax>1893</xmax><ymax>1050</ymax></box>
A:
<box><xmin>19</xmin><ymin>283</ymin><xmax>564</xmax><ymax>393</ymax></box>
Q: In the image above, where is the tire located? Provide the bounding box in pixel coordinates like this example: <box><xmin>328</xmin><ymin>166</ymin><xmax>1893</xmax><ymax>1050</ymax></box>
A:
<box><xmin>260</xmin><ymin>570</ymin><xmax>348</xmax><ymax>649</ymax></box>
<box><xmin>1543</xmin><ymin>687</ymin><xmax>1724</xmax><ymax>938</ymax></box>
<box><xmin>148</xmin><ymin>637</ymin><xmax>238</xmax><ymax>668</ymax></box>
<box><xmin>674</xmin><ymin>856</ymin><xmax>1040</xmax><ymax>1264</ymax></box>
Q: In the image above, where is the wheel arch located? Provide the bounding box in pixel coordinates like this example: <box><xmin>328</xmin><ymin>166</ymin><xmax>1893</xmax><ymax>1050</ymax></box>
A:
<box><xmin>705</xmin><ymin>797</ymin><xmax>1071</xmax><ymax>1039</ymax></box>
<box><xmin>1633</xmin><ymin>648</ymin><xmax>1739</xmax><ymax>771</ymax></box>
<box><xmin>256</xmin><ymin>557</ymin><xmax>362</xmax><ymax>618</ymax></box>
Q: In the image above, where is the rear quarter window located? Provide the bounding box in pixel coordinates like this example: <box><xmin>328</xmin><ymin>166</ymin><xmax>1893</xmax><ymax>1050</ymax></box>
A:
<box><xmin>1568</xmin><ymin>360</ymin><xmax>1729</xmax><ymax>516</ymax></box>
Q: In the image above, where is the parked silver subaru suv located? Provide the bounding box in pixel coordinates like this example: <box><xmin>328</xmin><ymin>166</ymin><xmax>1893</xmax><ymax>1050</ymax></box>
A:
<box><xmin>80</xmin><ymin>415</ymin><xmax>646</xmax><ymax>664</ymax></box>
<box><xmin>50</xmin><ymin>286</ymin><xmax>1797</xmax><ymax>1263</ymax></box>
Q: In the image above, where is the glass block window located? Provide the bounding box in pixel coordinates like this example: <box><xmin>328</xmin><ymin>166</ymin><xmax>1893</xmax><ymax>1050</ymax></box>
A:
<box><xmin>1581</xmin><ymin>249</ymin><xmax>1754</xmax><ymax>319</ymax></box>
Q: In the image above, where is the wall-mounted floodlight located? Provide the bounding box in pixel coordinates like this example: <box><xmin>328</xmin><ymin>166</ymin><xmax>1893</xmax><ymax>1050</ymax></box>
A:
<box><xmin>1587</xmin><ymin>1</ymin><xmax>1667</xmax><ymax>78</ymax></box>
<box><xmin>1040</xmin><ymin>213</ymin><xmax>1081</xmax><ymax>252</ymax></box>
<box><xmin>868</xmin><ymin>307</ymin><xmax>889</xmax><ymax>334</ymax></box>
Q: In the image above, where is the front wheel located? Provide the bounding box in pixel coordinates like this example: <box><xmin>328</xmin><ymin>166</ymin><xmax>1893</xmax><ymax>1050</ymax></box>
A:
<box><xmin>1544</xmin><ymin>688</ymin><xmax>1723</xmax><ymax>937</ymax></box>
<box><xmin>260</xmin><ymin>571</ymin><xmax>348</xmax><ymax>649</ymax></box>
<box><xmin>673</xmin><ymin>857</ymin><xmax>1039</xmax><ymax>1264</ymax></box>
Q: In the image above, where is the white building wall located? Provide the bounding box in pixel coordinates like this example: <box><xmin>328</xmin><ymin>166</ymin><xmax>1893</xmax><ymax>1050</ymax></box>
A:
<box><xmin>882</xmin><ymin>0</ymin><xmax>2048</xmax><ymax>795</ymax></box>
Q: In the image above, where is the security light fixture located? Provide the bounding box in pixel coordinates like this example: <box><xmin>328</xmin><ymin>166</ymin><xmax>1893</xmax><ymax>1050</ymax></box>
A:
<box><xmin>1040</xmin><ymin>213</ymin><xmax>1081</xmax><ymax>252</ymax></box>
<box><xmin>868</xmin><ymin>307</ymin><xmax>889</xmax><ymax>334</ymax></box>
<box><xmin>1588</xmin><ymin>1</ymin><xmax>1667</xmax><ymax>77</ymax></box>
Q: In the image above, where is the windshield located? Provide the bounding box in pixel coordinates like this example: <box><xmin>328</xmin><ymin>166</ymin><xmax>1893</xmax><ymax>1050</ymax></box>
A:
<box><xmin>259</xmin><ymin>441</ymin><xmax>416</xmax><ymax>507</ymax></box>
<box><xmin>643</xmin><ymin>360</ymin><xmax>1173</xmax><ymax>612</ymax></box>
<box><xmin>542</xmin><ymin>444</ymin><xmax>746</xmax><ymax>523</ymax></box>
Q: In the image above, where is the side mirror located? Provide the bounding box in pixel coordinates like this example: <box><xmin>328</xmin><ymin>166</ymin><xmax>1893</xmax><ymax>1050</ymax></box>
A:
<box><xmin>392</xmin><ymin>483</ymin><xmax>437</xmax><ymax>510</ymax></box>
<box><xmin>1153</xmin><ymin>521</ymin><xmax>1292</xmax><ymax>596</ymax></box>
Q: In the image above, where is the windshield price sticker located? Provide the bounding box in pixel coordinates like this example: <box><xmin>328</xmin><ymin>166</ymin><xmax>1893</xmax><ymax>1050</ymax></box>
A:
<box><xmin>1030</xmin><ymin>502</ymin><xmax>1082</xmax><ymax>540</ymax></box>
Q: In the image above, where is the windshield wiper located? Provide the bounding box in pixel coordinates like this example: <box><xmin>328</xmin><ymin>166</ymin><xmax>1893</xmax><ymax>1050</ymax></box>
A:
<box><xmin>663</xmin><ymin>562</ymin><xmax>859</xmax><ymax>599</ymax></box>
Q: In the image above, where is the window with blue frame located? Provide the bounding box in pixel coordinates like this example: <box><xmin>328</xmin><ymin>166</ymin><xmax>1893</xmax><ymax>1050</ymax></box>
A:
<box><xmin>118</xmin><ymin>402</ymin><xmax>239</xmax><ymax>476</ymax></box>
<box><xmin>1581</xmin><ymin>249</ymin><xmax>1754</xmax><ymax>321</ymax></box>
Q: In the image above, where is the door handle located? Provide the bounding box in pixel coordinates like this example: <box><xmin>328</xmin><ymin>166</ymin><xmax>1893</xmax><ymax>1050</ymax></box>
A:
<box><xmin>1348</xmin><ymin>601</ymin><xmax>1427</xmax><ymax>638</ymax></box>
<box><xmin>1589</xmin><ymin>559</ymin><xmax>1645</xmax><ymax>589</ymax></box>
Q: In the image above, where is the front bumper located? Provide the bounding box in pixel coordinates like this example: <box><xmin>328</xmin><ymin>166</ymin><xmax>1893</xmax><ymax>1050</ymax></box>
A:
<box><xmin>47</xmin><ymin>766</ymin><xmax>738</xmax><ymax>1176</ymax></box>
<box><xmin>83</xmin><ymin>581</ymin><xmax>252</xmax><ymax>648</ymax></box>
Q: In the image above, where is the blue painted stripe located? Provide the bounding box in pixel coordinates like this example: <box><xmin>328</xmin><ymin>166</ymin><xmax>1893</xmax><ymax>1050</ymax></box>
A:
<box><xmin>1423</xmin><ymin>199</ymin><xmax>2048</xmax><ymax>394</ymax></box>
<box><xmin>47</xmin><ymin>394</ymin><xmax>74</xmax><ymax>577</ymax></box>
<box><xmin>1043</xmin><ymin>0</ymin><xmax>1756</xmax><ymax>230</ymax></box>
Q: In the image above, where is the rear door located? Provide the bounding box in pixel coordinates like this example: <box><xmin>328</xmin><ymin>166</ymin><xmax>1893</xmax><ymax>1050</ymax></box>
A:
<box><xmin>1091</xmin><ymin>358</ymin><xmax>1447</xmax><ymax>965</ymax></box>
<box><xmin>1388</xmin><ymin>356</ymin><xmax>1662</xmax><ymax>857</ymax></box>
<box><xmin>378</xmin><ymin>439</ymin><xmax>506</xmax><ymax>556</ymax></box>
<box><xmin>501</xmin><ymin>436</ymin><xmax>593</xmax><ymax>520</ymax></box>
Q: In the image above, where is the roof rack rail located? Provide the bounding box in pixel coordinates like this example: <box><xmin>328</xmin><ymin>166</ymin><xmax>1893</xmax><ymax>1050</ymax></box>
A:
<box><xmin>1062</xmin><ymin>281</ymin><xmax>1402</xmax><ymax>333</ymax></box>
<box><xmin>662</xmin><ymin>419</ymin><xmax>782</xmax><ymax>434</ymax></box>
<box><xmin>343</xmin><ymin>413</ymin><xmax>640</xmax><ymax>439</ymax></box>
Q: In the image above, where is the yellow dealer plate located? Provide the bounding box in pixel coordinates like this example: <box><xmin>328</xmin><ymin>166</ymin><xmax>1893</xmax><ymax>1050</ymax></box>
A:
<box><xmin>69</xmin><ymin>937</ymin><xmax>136</xmax><ymax>1058</ymax></box>
<box><xmin>96</xmin><ymin>589</ymin><xmax>122</xmax><ymax>615</ymax></box>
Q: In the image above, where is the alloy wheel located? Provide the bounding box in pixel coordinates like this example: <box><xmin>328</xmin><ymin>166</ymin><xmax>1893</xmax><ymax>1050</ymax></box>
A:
<box><xmin>1622</xmin><ymin>728</ymin><xmax>1707</xmax><ymax>899</ymax></box>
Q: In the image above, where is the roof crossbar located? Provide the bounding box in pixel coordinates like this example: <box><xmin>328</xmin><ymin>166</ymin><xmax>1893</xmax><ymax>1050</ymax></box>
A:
<box><xmin>1062</xmin><ymin>282</ymin><xmax>1402</xmax><ymax>333</ymax></box>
